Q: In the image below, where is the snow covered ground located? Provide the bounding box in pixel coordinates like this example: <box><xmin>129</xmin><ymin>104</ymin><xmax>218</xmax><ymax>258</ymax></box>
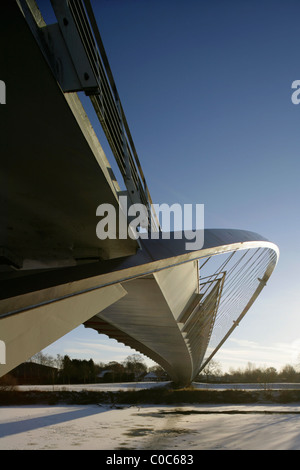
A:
<box><xmin>1</xmin><ymin>403</ymin><xmax>300</xmax><ymax>450</ymax></box>
<box><xmin>16</xmin><ymin>381</ymin><xmax>169</xmax><ymax>392</ymax></box>
<box><xmin>15</xmin><ymin>381</ymin><xmax>300</xmax><ymax>392</ymax></box>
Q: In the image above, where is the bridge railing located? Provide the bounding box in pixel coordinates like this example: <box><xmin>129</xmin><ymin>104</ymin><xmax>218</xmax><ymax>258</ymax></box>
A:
<box><xmin>48</xmin><ymin>0</ymin><xmax>160</xmax><ymax>233</ymax></box>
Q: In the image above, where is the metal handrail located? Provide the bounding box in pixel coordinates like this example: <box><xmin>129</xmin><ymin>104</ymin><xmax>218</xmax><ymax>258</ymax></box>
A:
<box><xmin>69</xmin><ymin>0</ymin><xmax>160</xmax><ymax>232</ymax></box>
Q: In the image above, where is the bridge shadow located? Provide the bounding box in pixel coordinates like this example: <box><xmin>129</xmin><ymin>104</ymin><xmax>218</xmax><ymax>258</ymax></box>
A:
<box><xmin>0</xmin><ymin>405</ymin><xmax>109</xmax><ymax>438</ymax></box>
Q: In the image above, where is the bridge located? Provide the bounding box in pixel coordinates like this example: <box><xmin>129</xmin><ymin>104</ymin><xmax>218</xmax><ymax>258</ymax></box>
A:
<box><xmin>0</xmin><ymin>0</ymin><xmax>279</xmax><ymax>385</ymax></box>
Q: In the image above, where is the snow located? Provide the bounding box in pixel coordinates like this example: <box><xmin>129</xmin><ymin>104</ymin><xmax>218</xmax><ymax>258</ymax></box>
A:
<box><xmin>1</xmin><ymin>382</ymin><xmax>300</xmax><ymax>449</ymax></box>
<box><xmin>15</xmin><ymin>381</ymin><xmax>300</xmax><ymax>392</ymax></box>
<box><xmin>1</xmin><ymin>402</ymin><xmax>300</xmax><ymax>450</ymax></box>
<box><xmin>193</xmin><ymin>382</ymin><xmax>300</xmax><ymax>390</ymax></box>
<box><xmin>16</xmin><ymin>381</ymin><xmax>169</xmax><ymax>392</ymax></box>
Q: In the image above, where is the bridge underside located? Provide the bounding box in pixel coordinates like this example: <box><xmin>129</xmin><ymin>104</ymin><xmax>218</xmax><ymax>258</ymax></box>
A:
<box><xmin>0</xmin><ymin>231</ymin><xmax>278</xmax><ymax>385</ymax></box>
<box><xmin>85</xmin><ymin>266</ymin><xmax>198</xmax><ymax>384</ymax></box>
<box><xmin>0</xmin><ymin>0</ymin><xmax>138</xmax><ymax>269</ymax></box>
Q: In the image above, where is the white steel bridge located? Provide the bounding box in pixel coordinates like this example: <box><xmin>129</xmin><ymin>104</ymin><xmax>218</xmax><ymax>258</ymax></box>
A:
<box><xmin>0</xmin><ymin>0</ymin><xmax>279</xmax><ymax>385</ymax></box>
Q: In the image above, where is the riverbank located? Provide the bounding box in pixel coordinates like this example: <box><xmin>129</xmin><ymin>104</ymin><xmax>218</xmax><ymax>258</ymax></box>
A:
<box><xmin>1</xmin><ymin>384</ymin><xmax>300</xmax><ymax>406</ymax></box>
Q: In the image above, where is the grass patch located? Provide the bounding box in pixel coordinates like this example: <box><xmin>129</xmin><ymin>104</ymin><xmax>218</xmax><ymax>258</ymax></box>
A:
<box><xmin>0</xmin><ymin>389</ymin><xmax>112</xmax><ymax>406</ymax></box>
<box><xmin>1</xmin><ymin>386</ymin><xmax>300</xmax><ymax>406</ymax></box>
<box><xmin>114</xmin><ymin>387</ymin><xmax>259</xmax><ymax>405</ymax></box>
<box><xmin>0</xmin><ymin>387</ymin><xmax>300</xmax><ymax>406</ymax></box>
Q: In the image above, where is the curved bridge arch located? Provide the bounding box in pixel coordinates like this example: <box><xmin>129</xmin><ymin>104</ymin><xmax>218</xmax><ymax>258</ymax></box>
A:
<box><xmin>83</xmin><ymin>229</ymin><xmax>279</xmax><ymax>384</ymax></box>
<box><xmin>0</xmin><ymin>229</ymin><xmax>279</xmax><ymax>385</ymax></box>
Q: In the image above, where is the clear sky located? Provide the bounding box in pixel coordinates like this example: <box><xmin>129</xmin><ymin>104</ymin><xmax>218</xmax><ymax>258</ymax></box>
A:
<box><xmin>39</xmin><ymin>0</ymin><xmax>300</xmax><ymax>373</ymax></box>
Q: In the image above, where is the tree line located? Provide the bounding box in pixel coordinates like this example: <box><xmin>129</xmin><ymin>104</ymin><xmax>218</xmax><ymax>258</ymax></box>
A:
<box><xmin>198</xmin><ymin>360</ymin><xmax>300</xmax><ymax>383</ymax></box>
<box><xmin>12</xmin><ymin>352</ymin><xmax>168</xmax><ymax>385</ymax></box>
<box><xmin>4</xmin><ymin>353</ymin><xmax>300</xmax><ymax>386</ymax></box>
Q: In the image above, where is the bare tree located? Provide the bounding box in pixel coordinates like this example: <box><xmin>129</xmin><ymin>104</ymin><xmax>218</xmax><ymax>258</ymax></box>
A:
<box><xmin>200</xmin><ymin>360</ymin><xmax>222</xmax><ymax>382</ymax></box>
<box><xmin>123</xmin><ymin>354</ymin><xmax>147</xmax><ymax>380</ymax></box>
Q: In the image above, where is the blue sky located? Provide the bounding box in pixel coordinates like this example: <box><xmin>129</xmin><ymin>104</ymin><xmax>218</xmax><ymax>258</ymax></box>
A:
<box><xmin>40</xmin><ymin>0</ymin><xmax>300</xmax><ymax>373</ymax></box>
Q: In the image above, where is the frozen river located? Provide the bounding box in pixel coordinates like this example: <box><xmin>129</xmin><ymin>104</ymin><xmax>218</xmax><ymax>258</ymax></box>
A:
<box><xmin>1</xmin><ymin>382</ymin><xmax>300</xmax><ymax>450</ymax></box>
<box><xmin>1</xmin><ymin>403</ymin><xmax>300</xmax><ymax>450</ymax></box>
